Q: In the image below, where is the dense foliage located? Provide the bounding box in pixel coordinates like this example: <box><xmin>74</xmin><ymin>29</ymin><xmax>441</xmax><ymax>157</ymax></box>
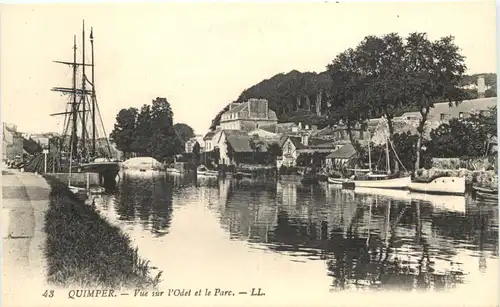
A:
<box><xmin>173</xmin><ymin>123</ymin><xmax>195</xmax><ymax>147</ymax></box>
<box><xmin>326</xmin><ymin>33</ymin><xmax>468</xmax><ymax>172</ymax></box>
<box><xmin>110</xmin><ymin>97</ymin><xmax>189</xmax><ymax>162</ymax></box>
<box><xmin>425</xmin><ymin>107</ymin><xmax>497</xmax><ymax>158</ymax></box>
<box><xmin>208</xmin><ymin>35</ymin><xmax>494</xmax><ymax>171</ymax></box>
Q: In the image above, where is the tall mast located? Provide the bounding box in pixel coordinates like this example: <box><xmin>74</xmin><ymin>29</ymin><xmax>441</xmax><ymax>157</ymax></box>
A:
<box><xmin>90</xmin><ymin>26</ymin><xmax>96</xmax><ymax>157</ymax></box>
<box><xmin>81</xmin><ymin>20</ymin><xmax>86</xmax><ymax>159</ymax></box>
<box><xmin>72</xmin><ymin>35</ymin><xmax>78</xmax><ymax>158</ymax></box>
<box><xmin>384</xmin><ymin>118</ymin><xmax>391</xmax><ymax>175</ymax></box>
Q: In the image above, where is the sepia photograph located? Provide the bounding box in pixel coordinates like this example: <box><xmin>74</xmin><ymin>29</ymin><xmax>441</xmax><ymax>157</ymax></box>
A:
<box><xmin>1</xmin><ymin>1</ymin><xmax>498</xmax><ymax>307</ymax></box>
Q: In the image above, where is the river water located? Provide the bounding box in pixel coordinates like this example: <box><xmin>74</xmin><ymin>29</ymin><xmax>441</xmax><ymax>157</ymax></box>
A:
<box><xmin>93</xmin><ymin>172</ymin><xmax>498</xmax><ymax>306</ymax></box>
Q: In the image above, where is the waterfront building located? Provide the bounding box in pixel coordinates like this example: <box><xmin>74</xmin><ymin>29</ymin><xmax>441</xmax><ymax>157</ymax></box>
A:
<box><xmin>369</xmin><ymin>97</ymin><xmax>497</xmax><ymax>145</ymax></box>
<box><xmin>215</xmin><ymin>130</ymin><xmax>253</xmax><ymax>165</ymax></box>
<box><xmin>2</xmin><ymin>123</ymin><xmax>24</xmax><ymax>161</ymax></box>
<box><xmin>399</xmin><ymin>97</ymin><xmax>497</xmax><ymax>123</ymax></box>
<box><xmin>277</xmin><ymin>136</ymin><xmax>300</xmax><ymax>168</ymax></box>
<box><xmin>219</xmin><ymin>98</ymin><xmax>278</xmax><ymax>133</ymax></box>
<box><xmin>203</xmin><ymin>128</ymin><xmax>220</xmax><ymax>152</ymax></box>
<box><xmin>325</xmin><ymin>143</ymin><xmax>357</xmax><ymax>169</ymax></box>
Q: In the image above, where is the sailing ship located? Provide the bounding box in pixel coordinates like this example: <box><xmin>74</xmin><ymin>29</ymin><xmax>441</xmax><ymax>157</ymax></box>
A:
<box><xmin>344</xmin><ymin>117</ymin><xmax>411</xmax><ymax>190</ymax></box>
<box><xmin>50</xmin><ymin>21</ymin><xmax>120</xmax><ymax>191</ymax></box>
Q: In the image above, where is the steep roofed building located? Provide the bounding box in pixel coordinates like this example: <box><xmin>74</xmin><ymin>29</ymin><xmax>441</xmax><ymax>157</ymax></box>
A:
<box><xmin>220</xmin><ymin>98</ymin><xmax>278</xmax><ymax>133</ymax></box>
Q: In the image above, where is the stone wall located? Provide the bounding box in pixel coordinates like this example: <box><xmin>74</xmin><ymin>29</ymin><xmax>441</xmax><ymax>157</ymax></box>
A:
<box><xmin>44</xmin><ymin>173</ymin><xmax>101</xmax><ymax>187</ymax></box>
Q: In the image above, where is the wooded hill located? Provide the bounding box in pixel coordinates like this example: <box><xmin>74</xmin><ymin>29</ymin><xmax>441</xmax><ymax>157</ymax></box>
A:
<box><xmin>209</xmin><ymin>71</ymin><xmax>496</xmax><ymax>131</ymax></box>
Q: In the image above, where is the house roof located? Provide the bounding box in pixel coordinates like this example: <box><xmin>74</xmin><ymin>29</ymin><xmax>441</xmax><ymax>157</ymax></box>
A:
<box><xmin>326</xmin><ymin>143</ymin><xmax>357</xmax><ymax>159</ymax></box>
<box><xmin>204</xmin><ymin>128</ymin><xmax>221</xmax><ymax>140</ymax></box>
<box><xmin>221</xmin><ymin>130</ymin><xmax>253</xmax><ymax>152</ymax></box>
<box><xmin>248</xmin><ymin>128</ymin><xmax>280</xmax><ymax>140</ymax></box>
<box><xmin>226</xmin><ymin>103</ymin><xmax>247</xmax><ymax>114</ymax></box>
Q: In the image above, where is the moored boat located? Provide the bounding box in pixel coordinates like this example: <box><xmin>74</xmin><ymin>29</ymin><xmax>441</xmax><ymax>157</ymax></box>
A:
<box><xmin>408</xmin><ymin>176</ymin><xmax>465</xmax><ymax>196</ymax></box>
<box><xmin>197</xmin><ymin>165</ymin><xmax>218</xmax><ymax>178</ymax></box>
<box><xmin>346</xmin><ymin>175</ymin><xmax>411</xmax><ymax>189</ymax></box>
<box><xmin>166</xmin><ymin>168</ymin><xmax>182</xmax><ymax>174</ymax></box>
<box><xmin>473</xmin><ymin>186</ymin><xmax>498</xmax><ymax>201</ymax></box>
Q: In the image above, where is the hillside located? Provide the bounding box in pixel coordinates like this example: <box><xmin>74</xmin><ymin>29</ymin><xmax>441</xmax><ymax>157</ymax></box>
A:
<box><xmin>209</xmin><ymin>71</ymin><xmax>497</xmax><ymax>131</ymax></box>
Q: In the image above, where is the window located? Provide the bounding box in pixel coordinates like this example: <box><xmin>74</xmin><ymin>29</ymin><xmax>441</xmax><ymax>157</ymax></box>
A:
<box><xmin>440</xmin><ymin>113</ymin><xmax>446</xmax><ymax>120</ymax></box>
<box><xmin>256</xmin><ymin>123</ymin><xmax>259</xmax><ymax>129</ymax></box>
<box><xmin>459</xmin><ymin>112</ymin><xmax>464</xmax><ymax>119</ymax></box>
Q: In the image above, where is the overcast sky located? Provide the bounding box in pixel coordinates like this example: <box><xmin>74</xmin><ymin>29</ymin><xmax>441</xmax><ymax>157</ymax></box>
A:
<box><xmin>1</xmin><ymin>2</ymin><xmax>496</xmax><ymax>137</ymax></box>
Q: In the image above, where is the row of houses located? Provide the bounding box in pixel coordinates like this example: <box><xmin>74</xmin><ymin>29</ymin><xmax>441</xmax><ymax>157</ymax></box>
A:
<box><xmin>184</xmin><ymin>92</ymin><xmax>497</xmax><ymax>169</ymax></box>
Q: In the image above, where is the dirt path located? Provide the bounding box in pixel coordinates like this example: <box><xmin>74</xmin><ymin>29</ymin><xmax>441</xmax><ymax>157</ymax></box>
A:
<box><xmin>2</xmin><ymin>170</ymin><xmax>50</xmax><ymax>306</ymax></box>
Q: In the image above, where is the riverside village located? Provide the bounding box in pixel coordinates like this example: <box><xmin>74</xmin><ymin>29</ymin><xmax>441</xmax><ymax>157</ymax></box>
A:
<box><xmin>2</xmin><ymin>4</ymin><xmax>498</xmax><ymax>307</ymax></box>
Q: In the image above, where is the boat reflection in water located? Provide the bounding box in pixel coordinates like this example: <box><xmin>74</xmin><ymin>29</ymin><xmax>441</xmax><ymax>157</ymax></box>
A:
<box><xmin>91</xmin><ymin>175</ymin><xmax>498</xmax><ymax>301</ymax></box>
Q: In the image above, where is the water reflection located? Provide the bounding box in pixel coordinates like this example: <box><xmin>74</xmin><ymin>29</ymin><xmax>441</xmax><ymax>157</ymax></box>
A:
<box><xmin>215</xmin><ymin>181</ymin><xmax>498</xmax><ymax>292</ymax></box>
<box><xmin>95</xmin><ymin>174</ymin><xmax>498</xmax><ymax>295</ymax></box>
<box><xmin>114</xmin><ymin>173</ymin><xmax>174</xmax><ymax>236</ymax></box>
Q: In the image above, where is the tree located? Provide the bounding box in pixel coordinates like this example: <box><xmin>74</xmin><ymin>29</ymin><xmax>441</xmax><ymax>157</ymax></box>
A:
<box><xmin>425</xmin><ymin>111</ymin><xmax>496</xmax><ymax>158</ymax></box>
<box><xmin>248</xmin><ymin>137</ymin><xmax>264</xmax><ymax>164</ymax></box>
<box><xmin>132</xmin><ymin>104</ymin><xmax>153</xmax><ymax>156</ymax></box>
<box><xmin>326</xmin><ymin>48</ymin><xmax>369</xmax><ymax>158</ymax></box>
<box><xmin>405</xmin><ymin>33</ymin><xmax>467</xmax><ymax>169</ymax></box>
<box><xmin>192</xmin><ymin>142</ymin><xmax>201</xmax><ymax>165</ymax></box>
<box><xmin>356</xmin><ymin>34</ymin><xmax>409</xmax><ymax>173</ymax></box>
<box><xmin>150</xmin><ymin>97</ymin><xmax>182</xmax><ymax>161</ymax></box>
<box><xmin>267</xmin><ymin>143</ymin><xmax>283</xmax><ymax>160</ymax></box>
<box><xmin>174</xmin><ymin>123</ymin><xmax>195</xmax><ymax>146</ymax></box>
<box><xmin>110</xmin><ymin>107</ymin><xmax>138</xmax><ymax>158</ymax></box>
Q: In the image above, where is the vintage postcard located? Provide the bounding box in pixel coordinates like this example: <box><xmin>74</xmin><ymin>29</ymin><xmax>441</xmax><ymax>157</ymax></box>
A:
<box><xmin>1</xmin><ymin>1</ymin><xmax>498</xmax><ymax>307</ymax></box>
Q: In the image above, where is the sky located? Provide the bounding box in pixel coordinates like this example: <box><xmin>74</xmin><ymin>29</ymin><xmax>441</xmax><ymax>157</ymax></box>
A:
<box><xmin>1</xmin><ymin>1</ymin><xmax>497</xmax><ymax>137</ymax></box>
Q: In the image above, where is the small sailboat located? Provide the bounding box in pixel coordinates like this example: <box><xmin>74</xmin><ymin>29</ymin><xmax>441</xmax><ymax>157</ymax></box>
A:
<box><xmin>344</xmin><ymin>117</ymin><xmax>411</xmax><ymax>190</ymax></box>
<box><xmin>408</xmin><ymin>176</ymin><xmax>466</xmax><ymax>196</ymax></box>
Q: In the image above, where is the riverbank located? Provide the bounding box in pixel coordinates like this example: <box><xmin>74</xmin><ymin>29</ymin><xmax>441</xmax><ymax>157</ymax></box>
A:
<box><xmin>43</xmin><ymin>176</ymin><xmax>162</xmax><ymax>289</ymax></box>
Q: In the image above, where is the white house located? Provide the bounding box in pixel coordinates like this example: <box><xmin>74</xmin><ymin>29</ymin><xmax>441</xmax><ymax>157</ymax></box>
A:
<box><xmin>185</xmin><ymin>135</ymin><xmax>205</xmax><ymax>153</ymax></box>
<box><xmin>277</xmin><ymin>136</ymin><xmax>300</xmax><ymax>168</ymax></box>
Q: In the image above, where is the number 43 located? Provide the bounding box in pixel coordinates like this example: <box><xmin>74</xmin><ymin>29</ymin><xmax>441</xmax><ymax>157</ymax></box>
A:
<box><xmin>42</xmin><ymin>290</ymin><xmax>54</xmax><ymax>298</ymax></box>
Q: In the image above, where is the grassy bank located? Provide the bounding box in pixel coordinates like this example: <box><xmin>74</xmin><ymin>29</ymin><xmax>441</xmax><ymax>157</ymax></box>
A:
<box><xmin>43</xmin><ymin>176</ymin><xmax>162</xmax><ymax>289</ymax></box>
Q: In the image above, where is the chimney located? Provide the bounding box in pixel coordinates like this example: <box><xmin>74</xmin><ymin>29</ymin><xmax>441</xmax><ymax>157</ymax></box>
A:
<box><xmin>477</xmin><ymin>75</ymin><xmax>486</xmax><ymax>99</ymax></box>
<box><xmin>229</xmin><ymin>103</ymin><xmax>232</xmax><ymax>110</ymax></box>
